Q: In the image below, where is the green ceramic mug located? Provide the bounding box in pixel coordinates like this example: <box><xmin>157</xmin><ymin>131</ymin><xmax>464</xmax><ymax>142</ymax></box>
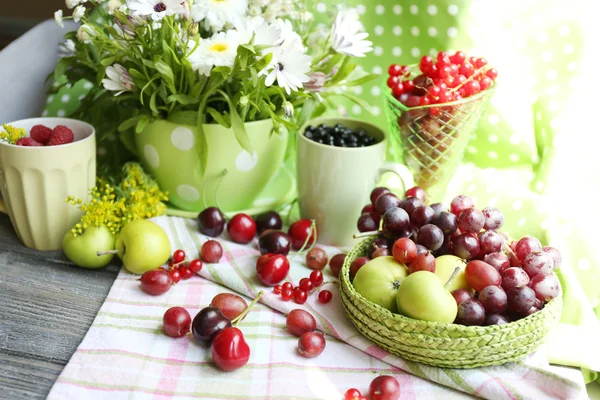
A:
<box><xmin>0</xmin><ymin>118</ymin><xmax>96</xmax><ymax>251</ymax></box>
<box><xmin>297</xmin><ymin>117</ymin><xmax>414</xmax><ymax>247</ymax></box>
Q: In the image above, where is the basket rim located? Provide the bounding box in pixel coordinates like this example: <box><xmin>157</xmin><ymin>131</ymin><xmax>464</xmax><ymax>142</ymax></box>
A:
<box><xmin>341</xmin><ymin>238</ymin><xmax>562</xmax><ymax>334</ymax></box>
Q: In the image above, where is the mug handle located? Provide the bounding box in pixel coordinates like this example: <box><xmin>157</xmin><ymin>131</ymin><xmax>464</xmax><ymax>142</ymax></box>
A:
<box><xmin>377</xmin><ymin>161</ymin><xmax>415</xmax><ymax>194</ymax></box>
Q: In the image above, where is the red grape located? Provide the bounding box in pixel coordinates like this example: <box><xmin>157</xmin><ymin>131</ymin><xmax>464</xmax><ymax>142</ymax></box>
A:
<box><xmin>465</xmin><ymin>260</ymin><xmax>501</xmax><ymax>292</ymax></box>
<box><xmin>369</xmin><ymin>375</ymin><xmax>401</xmax><ymax>400</ymax></box>
<box><xmin>430</xmin><ymin>203</ymin><xmax>447</xmax><ymax>216</ymax></box>
<box><xmin>478</xmin><ymin>285</ymin><xmax>508</xmax><ymax>314</ymax></box>
<box><xmin>201</xmin><ymin>240</ymin><xmax>223</xmax><ymax>263</ymax></box>
<box><xmin>299</xmin><ymin>278</ymin><xmax>314</xmax><ymax>292</ymax></box>
<box><xmin>210</xmin><ymin>293</ymin><xmax>248</xmax><ymax>321</ymax></box>
<box><xmin>140</xmin><ymin>269</ymin><xmax>172</xmax><ymax>295</ymax></box>
<box><xmin>399</xmin><ymin>197</ymin><xmax>424</xmax><ymax>216</ymax></box>
<box><xmin>408</xmin><ymin>252</ymin><xmax>436</xmax><ymax>274</ymax></box>
<box><xmin>458</xmin><ymin>208</ymin><xmax>485</xmax><ymax>233</ymax></box>
<box><xmin>433</xmin><ymin>211</ymin><xmax>458</xmax><ymax>235</ymax></box>
<box><xmin>370</xmin><ymin>187</ymin><xmax>391</xmax><ymax>205</ymax></box>
<box><xmin>416</xmin><ymin>224</ymin><xmax>444</xmax><ymax>251</ymax></box>
<box><xmin>297</xmin><ymin>331</ymin><xmax>326</xmax><ymax>358</ymax></box>
<box><xmin>484</xmin><ymin>252</ymin><xmax>510</xmax><ymax>273</ymax></box>
<box><xmin>306</xmin><ymin>248</ymin><xmax>328</xmax><ymax>270</ymax></box>
<box><xmin>501</xmin><ymin>267</ymin><xmax>530</xmax><ymax>291</ymax></box>
<box><xmin>405</xmin><ymin>186</ymin><xmax>427</xmax><ymax>202</ymax></box>
<box><xmin>450</xmin><ymin>195</ymin><xmax>475</xmax><ymax>217</ymax></box>
<box><xmin>529</xmin><ymin>274</ymin><xmax>560</xmax><ymax>302</ymax></box>
<box><xmin>163</xmin><ymin>307</ymin><xmax>192</xmax><ymax>338</ymax></box>
<box><xmin>515</xmin><ymin>236</ymin><xmax>542</xmax><ymax>262</ymax></box>
<box><xmin>456</xmin><ymin>300</ymin><xmax>486</xmax><ymax>326</ymax></box>
<box><xmin>523</xmin><ymin>252</ymin><xmax>554</xmax><ymax>278</ymax></box>
<box><xmin>318</xmin><ymin>290</ymin><xmax>333</xmax><ymax>303</ymax></box>
<box><xmin>358</xmin><ymin>213</ymin><xmax>379</xmax><ymax>232</ymax></box>
<box><xmin>382</xmin><ymin>207</ymin><xmax>410</xmax><ymax>235</ymax></box>
<box><xmin>507</xmin><ymin>286</ymin><xmax>536</xmax><ymax>314</ymax></box>
<box><xmin>329</xmin><ymin>253</ymin><xmax>346</xmax><ymax>277</ymax></box>
<box><xmin>309</xmin><ymin>270</ymin><xmax>324</xmax><ymax>286</ymax></box>
<box><xmin>362</xmin><ymin>204</ymin><xmax>375</xmax><ymax>214</ymax></box>
<box><xmin>542</xmin><ymin>246</ymin><xmax>562</xmax><ymax>268</ymax></box>
<box><xmin>350</xmin><ymin>256</ymin><xmax>370</xmax><ymax>279</ymax></box>
<box><xmin>411</xmin><ymin>206</ymin><xmax>435</xmax><ymax>227</ymax></box>
<box><xmin>485</xmin><ymin>314</ymin><xmax>510</xmax><ymax>325</ymax></box>
<box><xmin>286</xmin><ymin>309</ymin><xmax>316</xmax><ymax>337</ymax></box>
<box><xmin>392</xmin><ymin>238</ymin><xmax>417</xmax><ymax>264</ymax></box>
<box><xmin>372</xmin><ymin>248</ymin><xmax>391</xmax><ymax>258</ymax></box>
<box><xmin>452</xmin><ymin>288</ymin><xmax>474</xmax><ymax>305</ymax></box>
<box><xmin>452</xmin><ymin>233</ymin><xmax>481</xmax><ymax>259</ymax></box>
<box><xmin>415</xmin><ymin>244</ymin><xmax>428</xmax><ymax>255</ymax></box>
<box><xmin>479</xmin><ymin>230</ymin><xmax>504</xmax><ymax>254</ymax></box>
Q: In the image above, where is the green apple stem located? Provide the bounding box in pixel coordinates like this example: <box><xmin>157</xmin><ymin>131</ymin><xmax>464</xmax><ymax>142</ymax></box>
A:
<box><xmin>353</xmin><ymin>230</ymin><xmax>383</xmax><ymax>239</ymax></box>
<box><xmin>97</xmin><ymin>250</ymin><xmax>119</xmax><ymax>256</ymax></box>
<box><xmin>444</xmin><ymin>267</ymin><xmax>461</xmax><ymax>290</ymax></box>
<box><xmin>231</xmin><ymin>290</ymin><xmax>264</xmax><ymax>326</ymax></box>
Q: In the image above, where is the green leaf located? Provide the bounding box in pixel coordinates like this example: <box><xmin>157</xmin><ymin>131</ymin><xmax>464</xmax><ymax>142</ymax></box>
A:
<box><xmin>240</xmin><ymin>44</ymin><xmax>256</xmax><ymax>54</ymax></box>
<box><xmin>155</xmin><ymin>60</ymin><xmax>176</xmax><ymax>90</ymax></box>
<box><xmin>118</xmin><ymin>115</ymin><xmax>143</xmax><ymax>132</ymax></box>
<box><xmin>161</xmin><ymin>40</ymin><xmax>173</xmax><ymax>67</ymax></box>
<box><xmin>149</xmin><ymin>91</ymin><xmax>158</xmax><ymax>115</ymax></box>
<box><xmin>330</xmin><ymin>57</ymin><xmax>355</xmax><ymax>85</ymax></box>
<box><xmin>100</xmin><ymin>56</ymin><xmax>118</xmax><ymax>67</ymax></box>
<box><xmin>167</xmin><ymin>94</ymin><xmax>196</xmax><ymax>105</ymax></box>
<box><xmin>206</xmin><ymin>107</ymin><xmax>231</xmax><ymax>128</ymax></box>
<box><xmin>341</xmin><ymin>73</ymin><xmax>378</xmax><ymax>87</ymax></box>
<box><xmin>253</xmin><ymin>52</ymin><xmax>273</xmax><ymax>73</ymax></box>
<box><xmin>320</xmin><ymin>53</ymin><xmax>343</xmax><ymax>74</ymax></box>
<box><xmin>297</xmin><ymin>97</ymin><xmax>317</xmax><ymax>129</ymax></box>
<box><xmin>250</xmin><ymin>66</ymin><xmax>258</xmax><ymax>87</ymax></box>
<box><xmin>217</xmin><ymin>90</ymin><xmax>253</xmax><ymax>154</ymax></box>
<box><xmin>190</xmin><ymin>81</ymin><xmax>205</xmax><ymax>99</ymax></box>
<box><xmin>135</xmin><ymin>115</ymin><xmax>150</xmax><ymax>134</ymax></box>
<box><xmin>54</xmin><ymin>57</ymin><xmax>71</xmax><ymax>82</ymax></box>
<box><xmin>142</xmin><ymin>59</ymin><xmax>157</xmax><ymax>70</ymax></box>
<box><xmin>168</xmin><ymin>111</ymin><xmax>197</xmax><ymax>125</ymax></box>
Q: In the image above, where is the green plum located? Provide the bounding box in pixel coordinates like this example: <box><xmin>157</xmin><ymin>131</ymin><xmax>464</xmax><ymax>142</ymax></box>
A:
<box><xmin>353</xmin><ymin>256</ymin><xmax>408</xmax><ymax>313</ymax></box>
<box><xmin>396</xmin><ymin>271</ymin><xmax>458</xmax><ymax>324</ymax></box>
<box><xmin>115</xmin><ymin>219</ymin><xmax>171</xmax><ymax>275</ymax></box>
<box><xmin>434</xmin><ymin>255</ymin><xmax>471</xmax><ymax>292</ymax></box>
<box><xmin>62</xmin><ymin>225</ymin><xmax>115</xmax><ymax>269</ymax></box>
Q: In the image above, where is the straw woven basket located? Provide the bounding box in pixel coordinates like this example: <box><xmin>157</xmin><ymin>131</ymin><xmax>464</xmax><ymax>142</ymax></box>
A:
<box><xmin>339</xmin><ymin>238</ymin><xmax>562</xmax><ymax>368</ymax></box>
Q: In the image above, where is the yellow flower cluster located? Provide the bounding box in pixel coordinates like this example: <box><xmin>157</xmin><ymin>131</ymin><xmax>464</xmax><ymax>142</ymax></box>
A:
<box><xmin>0</xmin><ymin>124</ymin><xmax>26</xmax><ymax>144</ymax></box>
<box><xmin>67</xmin><ymin>163</ymin><xmax>168</xmax><ymax>237</ymax></box>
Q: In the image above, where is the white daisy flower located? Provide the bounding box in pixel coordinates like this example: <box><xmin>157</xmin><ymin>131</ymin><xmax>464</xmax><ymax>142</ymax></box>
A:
<box><xmin>273</xmin><ymin>18</ymin><xmax>304</xmax><ymax>51</ymax></box>
<box><xmin>329</xmin><ymin>10</ymin><xmax>373</xmax><ymax>57</ymax></box>
<box><xmin>263</xmin><ymin>41</ymin><xmax>311</xmax><ymax>94</ymax></box>
<box><xmin>54</xmin><ymin>10</ymin><xmax>64</xmax><ymax>28</ymax></box>
<box><xmin>191</xmin><ymin>0</ymin><xmax>248</xmax><ymax>32</ymax></box>
<box><xmin>127</xmin><ymin>0</ymin><xmax>185</xmax><ymax>21</ymax></box>
<box><xmin>187</xmin><ymin>30</ymin><xmax>241</xmax><ymax>76</ymax></box>
<box><xmin>76</xmin><ymin>24</ymin><xmax>95</xmax><ymax>43</ymax></box>
<box><xmin>73</xmin><ymin>5</ymin><xmax>86</xmax><ymax>22</ymax></box>
<box><xmin>105</xmin><ymin>0</ymin><xmax>122</xmax><ymax>14</ymax></box>
<box><xmin>237</xmin><ymin>17</ymin><xmax>281</xmax><ymax>51</ymax></box>
<box><xmin>102</xmin><ymin>64</ymin><xmax>135</xmax><ymax>95</ymax></box>
<box><xmin>65</xmin><ymin>0</ymin><xmax>80</xmax><ymax>9</ymax></box>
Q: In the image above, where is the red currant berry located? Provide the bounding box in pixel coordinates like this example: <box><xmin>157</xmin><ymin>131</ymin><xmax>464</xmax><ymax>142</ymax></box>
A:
<box><xmin>392</xmin><ymin>82</ymin><xmax>404</xmax><ymax>97</ymax></box>
<box><xmin>344</xmin><ymin>388</ymin><xmax>362</xmax><ymax>400</ymax></box>
<box><xmin>444</xmin><ymin>75</ymin><xmax>456</xmax><ymax>88</ymax></box>
<box><xmin>427</xmin><ymin>64</ymin><xmax>439</xmax><ymax>78</ymax></box>
<box><xmin>469</xmin><ymin>56</ymin><xmax>478</xmax><ymax>65</ymax></box>
<box><xmin>428</xmin><ymin>85</ymin><xmax>442</xmax><ymax>97</ymax></box>
<box><xmin>299</xmin><ymin>278</ymin><xmax>313</xmax><ymax>292</ymax></box>
<box><xmin>273</xmin><ymin>284</ymin><xmax>282</xmax><ymax>294</ymax></box>
<box><xmin>388</xmin><ymin>64</ymin><xmax>402</xmax><ymax>77</ymax></box>
<box><xmin>450</xmin><ymin>50</ymin><xmax>466</xmax><ymax>64</ymax></box>
<box><xmin>281</xmin><ymin>288</ymin><xmax>293</xmax><ymax>301</ymax></box>
<box><xmin>450</xmin><ymin>63</ymin><xmax>460</xmax><ymax>76</ymax></box>
<box><xmin>189</xmin><ymin>259</ymin><xmax>203</xmax><ymax>273</ymax></box>
<box><xmin>294</xmin><ymin>290</ymin><xmax>308</xmax><ymax>304</ymax></box>
<box><xmin>400</xmin><ymin>65</ymin><xmax>411</xmax><ymax>77</ymax></box>
<box><xmin>318</xmin><ymin>290</ymin><xmax>333</xmax><ymax>304</ymax></box>
<box><xmin>173</xmin><ymin>249</ymin><xmax>186</xmax><ymax>263</ymax></box>
<box><xmin>438</xmin><ymin>65</ymin><xmax>452</xmax><ymax>78</ymax></box>
<box><xmin>309</xmin><ymin>270</ymin><xmax>324</xmax><ymax>286</ymax></box>
<box><xmin>475</xmin><ymin>57</ymin><xmax>488</xmax><ymax>68</ymax></box>
<box><xmin>438</xmin><ymin>90</ymin><xmax>451</xmax><ymax>103</ymax></box>
<box><xmin>179</xmin><ymin>266</ymin><xmax>193</xmax><ymax>280</ymax></box>
<box><xmin>293</xmin><ymin>286</ymin><xmax>301</xmax><ymax>293</ymax></box>
<box><xmin>486</xmin><ymin>68</ymin><xmax>498</xmax><ymax>80</ymax></box>
<box><xmin>437</xmin><ymin>51</ymin><xmax>450</xmax><ymax>63</ymax></box>
<box><xmin>479</xmin><ymin>76</ymin><xmax>493</xmax><ymax>90</ymax></box>
<box><xmin>455</xmin><ymin>74</ymin><xmax>467</xmax><ymax>86</ymax></box>
<box><xmin>169</xmin><ymin>269</ymin><xmax>181</xmax><ymax>284</ymax></box>
<box><xmin>429</xmin><ymin>107</ymin><xmax>440</xmax><ymax>116</ymax></box>
<box><xmin>419</xmin><ymin>55</ymin><xmax>433</xmax><ymax>71</ymax></box>
<box><xmin>406</xmin><ymin>96</ymin><xmax>421</xmax><ymax>107</ymax></box>
<box><xmin>459</xmin><ymin>63</ymin><xmax>474</xmax><ymax>77</ymax></box>
<box><xmin>419</xmin><ymin>95</ymin><xmax>432</xmax><ymax>106</ymax></box>
<box><xmin>465</xmin><ymin>80</ymin><xmax>481</xmax><ymax>96</ymax></box>
<box><xmin>386</xmin><ymin>75</ymin><xmax>399</xmax><ymax>88</ymax></box>
<box><xmin>282</xmin><ymin>282</ymin><xmax>293</xmax><ymax>291</ymax></box>
<box><xmin>403</xmin><ymin>80</ymin><xmax>415</xmax><ymax>92</ymax></box>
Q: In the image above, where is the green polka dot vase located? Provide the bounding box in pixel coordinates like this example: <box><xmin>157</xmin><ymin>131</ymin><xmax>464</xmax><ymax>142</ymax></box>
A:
<box><xmin>135</xmin><ymin>119</ymin><xmax>287</xmax><ymax>212</ymax></box>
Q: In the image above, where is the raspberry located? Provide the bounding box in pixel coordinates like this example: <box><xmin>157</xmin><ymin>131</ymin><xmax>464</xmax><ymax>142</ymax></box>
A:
<box><xmin>47</xmin><ymin>125</ymin><xmax>74</xmax><ymax>146</ymax></box>
<box><xmin>30</xmin><ymin>124</ymin><xmax>53</xmax><ymax>144</ymax></box>
<box><xmin>15</xmin><ymin>137</ymin><xmax>43</xmax><ymax>146</ymax></box>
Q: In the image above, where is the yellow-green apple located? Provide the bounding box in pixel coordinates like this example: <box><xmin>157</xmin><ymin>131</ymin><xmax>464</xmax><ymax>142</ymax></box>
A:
<box><xmin>396</xmin><ymin>270</ymin><xmax>458</xmax><ymax>323</ymax></box>
<box><xmin>353</xmin><ymin>256</ymin><xmax>408</xmax><ymax>313</ymax></box>
<box><xmin>434</xmin><ymin>255</ymin><xmax>470</xmax><ymax>292</ymax></box>
<box><xmin>114</xmin><ymin>219</ymin><xmax>171</xmax><ymax>274</ymax></box>
<box><xmin>62</xmin><ymin>225</ymin><xmax>115</xmax><ymax>269</ymax></box>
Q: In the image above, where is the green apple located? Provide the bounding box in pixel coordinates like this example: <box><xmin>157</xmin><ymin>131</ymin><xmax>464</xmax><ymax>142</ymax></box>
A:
<box><xmin>396</xmin><ymin>271</ymin><xmax>458</xmax><ymax>324</ymax></box>
<box><xmin>115</xmin><ymin>219</ymin><xmax>171</xmax><ymax>275</ymax></box>
<box><xmin>62</xmin><ymin>225</ymin><xmax>116</xmax><ymax>269</ymax></box>
<box><xmin>353</xmin><ymin>256</ymin><xmax>408</xmax><ymax>313</ymax></box>
<box><xmin>434</xmin><ymin>255</ymin><xmax>470</xmax><ymax>292</ymax></box>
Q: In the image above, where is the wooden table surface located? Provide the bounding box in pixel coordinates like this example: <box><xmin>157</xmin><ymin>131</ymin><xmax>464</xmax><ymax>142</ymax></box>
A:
<box><xmin>0</xmin><ymin>213</ymin><xmax>120</xmax><ymax>399</ymax></box>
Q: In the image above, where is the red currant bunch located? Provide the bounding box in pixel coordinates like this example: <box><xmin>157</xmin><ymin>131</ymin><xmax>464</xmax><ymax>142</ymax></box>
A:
<box><xmin>272</xmin><ymin>269</ymin><xmax>332</xmax><ymax>304</ymax></box>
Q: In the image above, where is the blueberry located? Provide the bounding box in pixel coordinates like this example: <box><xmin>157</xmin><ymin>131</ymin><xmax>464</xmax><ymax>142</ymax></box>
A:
<box><xmin>334</xmin><ymin>137</ymin><xmax>345</xmax><ymax>146</ymax></box>
<box><xmin>305</xmin><ymin>131</ymin><xmax>314</xmax><ymax>139</ymax></box>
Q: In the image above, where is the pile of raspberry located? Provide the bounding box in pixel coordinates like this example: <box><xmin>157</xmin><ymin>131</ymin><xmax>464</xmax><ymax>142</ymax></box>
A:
<box><xmin>387</xmin><ymin>50</ymin><xmax>498</xmax><ymax>115</ymax></box>
<box><xmin>17</xmin><ymin>124</ymin><xmax>74</xmax><ymax>146</ymax></box>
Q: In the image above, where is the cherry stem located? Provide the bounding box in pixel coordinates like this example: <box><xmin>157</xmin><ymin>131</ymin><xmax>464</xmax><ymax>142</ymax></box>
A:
<box><xmin>352</xmin><ymin>230</ymin><xmax>383</xmax><ymax>239</ymax></box>
<box><xmin>231</xmin><ymin>290</ymin><xmax>264</xmax><ymax>326</ymax></box>
<box><xmin>97</xmin><ymin>250</ymin><xmax>118</xmax><ymax>256</ymax></box>
<box><xmin>444</xmin><ymin>266</ymin><xmax>461</xmax><ymax>289</ymax></box>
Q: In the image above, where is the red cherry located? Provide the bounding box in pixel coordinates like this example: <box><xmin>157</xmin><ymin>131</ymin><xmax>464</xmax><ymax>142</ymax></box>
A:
<box><xmin>294</xmin><ymin>290</ymin><xmax>308</xmax><ymax>304</ymax></box>
<box><xmin>309</xmin><ymin>270</ymin><xmax>324</xmax><ymax>286</ymax></box>
<box><xmin>288</xmin><ymin>219</ymin><xmax>317</xmax><ymax>250</ymax></box>
<box><xmin>173</xmin><ymin>249</ymin><xmax>186</xmax><ymax>263</ymax></box>
<box><xmin>256</xmin><ymin>254</ymin><xmax>290</xmax><ymax>286</ymax></box>
<box><xmin>210</xmin><ymin>327</ymin><xmax>250</xmax><ymax>371</ymax></box>
<box><xmin>227</xmin><ymin>213</ymin><xmax>256</xmax><ymax>244</ymax></box>
<box><xmin>318</xmin><ymin>290</ymin><xmax>333</xmax><ymax>304</ymax></box>
<box><xmin>386</xmin><ymin>75</ymin><xmax>399</xmax><ymax>88</ymax></box>
<box><xmin>189</xmin><ymin>259</ymin><xmax>203</xmax><ymax>273</ymax></box>
<box><xmin>388</xmin><ymin>64</ymin><xmax>402</xmax><ymax>77</ymax></box>
<box><xmin>369</xmin><ymin>375</ymin><xmax>401</xmax><ymax>400</ymax></box>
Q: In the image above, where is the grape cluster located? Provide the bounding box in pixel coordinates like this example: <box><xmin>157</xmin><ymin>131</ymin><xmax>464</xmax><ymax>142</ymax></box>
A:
<box><xmin>304</xmin><ymin>123</ymin><xmax>377</xmax><ymax>148</ymax></box>
<box><xmin>387</xmin><ymin>50</ymin><xmax>498</xmax><ymax>115</ymax></box>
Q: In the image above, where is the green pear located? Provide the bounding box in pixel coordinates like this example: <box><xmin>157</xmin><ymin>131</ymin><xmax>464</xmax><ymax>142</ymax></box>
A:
<box><xmin>434</xmin><ymin>255</ymin><xmax>471</xmax><ymax>292</ymax></box>
<box><xmin>63</xmin><ymin>225</ymin><xmax>116</xmax><ymax>269</ymax></box>
<box><xmin>396</xmin><ymin>271</ymin><xmax>458</xmax><ymax>324</ymax></box>
<box><xmin>115</xmin><ymin>219</ymin><xmax>171</xmax><ymax>275</ymax></box>
<box><xmin>353</xmin><ymin>256</ymin><xmax>408</xmax><ymax>313</ymax></box>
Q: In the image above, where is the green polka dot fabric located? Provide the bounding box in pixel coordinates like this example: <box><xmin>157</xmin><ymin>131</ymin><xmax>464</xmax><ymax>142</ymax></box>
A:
<box><xmin>44</xmin><ymin>0</ymin><xmax>600</xmax><ymax>382</ymax></box>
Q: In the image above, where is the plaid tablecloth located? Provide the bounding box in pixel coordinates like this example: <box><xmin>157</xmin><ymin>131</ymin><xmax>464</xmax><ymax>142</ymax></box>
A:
<box><xmin>48</xmin><ymin>216</ymin><xmax>588</xmax><ymax>399</ymax></box>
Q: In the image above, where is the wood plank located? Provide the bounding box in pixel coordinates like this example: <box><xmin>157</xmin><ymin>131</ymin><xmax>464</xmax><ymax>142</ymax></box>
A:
<box><xmin>0</xmin><ymin>213</ymin><xmax>120</xmax><ymax>399</ymax></box>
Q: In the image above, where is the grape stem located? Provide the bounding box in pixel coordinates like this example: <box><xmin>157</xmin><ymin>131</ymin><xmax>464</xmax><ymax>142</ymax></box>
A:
<box><xmin>97</xmin><ymin>250</ymin><xmax>119</xmax><ymax>256</ymax></box>
<box><xmin>444</xmin><ymin>266</ymin><xmax>461</xmax><ymax>289</ymax></box>
<box><xmin>353</xmin><ymin>230</ymin><xmax>383</xmax><ymax>239</ymax></box>
<box><xmin>231</xmin><ymin>290</ymin><xmax>264</xmax><ymax>326</ymax></box>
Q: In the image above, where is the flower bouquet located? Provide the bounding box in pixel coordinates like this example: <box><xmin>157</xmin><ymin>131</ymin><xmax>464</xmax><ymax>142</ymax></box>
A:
<box><xmin>52</xmin><ymin>0</ymin><xmax>376</xmax><ymax>211</ymax></box>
